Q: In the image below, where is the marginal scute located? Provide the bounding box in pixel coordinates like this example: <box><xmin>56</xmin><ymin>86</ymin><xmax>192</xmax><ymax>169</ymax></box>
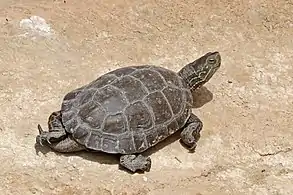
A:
<box><xmin>111</xmin><ymin>67</ymin><xmax>136</xmax><ymax>77</ymax></box>
<box><xmin>183</xmin><ymin>89</ymin><xmax>193</xmax><ymax>106</ymax></box>
<box><xmin>63</xmin><ymin>87</ymin><xmax>83</xmax><ymax>101</ymax></box>
<box><xmin>167</xmin><ymin>120</ymin><xmax>179</xmax><ymax>135</ymax></box>
<box><xmin>117</xmin><ymin>132</ymin><xmax>135</xmax><ymax>154</ymax></box>
<box><xmin>144</xmin><ymin>128</ymin><xmax>158</xmax><ymax>147</ymax></box>
<box><xmin>131</xmin><ymin>65</ymin><xmax>151</xmax><ymax>70</ymax></box>
<box><xmin>176</xmin><ymin>108</ymin><xmax>191</xmax><ymax>128</ymax></box>
<box><xmin>86</xmin><ymin>74</ymin><xmax>117</xmax><ymax>89</ymax></box>
<box><xmin>85</xmin><ymin>131</ymin><xmax>102</xmax><ymax>150</ymax></box>
<box><xmin>156</xmin><ymin>125</ymin><xmax>169</xmax><ymax>142</ymax></box>
<box><xmin>62</xmin><ymin>88</ymin><xmax>83</xmax><ymax>111</ymax></box>
<box><xmin>133</xmin><ymin>130</ymin><xmax>148</xmax><ymax>152</ymax></box>
<box><xmin>101</xmin><ymin>133</ymin><xmax>118</xmax><ymax>153</ymax></box>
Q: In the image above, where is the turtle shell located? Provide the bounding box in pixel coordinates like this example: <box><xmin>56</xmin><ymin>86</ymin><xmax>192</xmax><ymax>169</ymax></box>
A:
<box><xmin>60</xmin><ymin>65</ymin><xmax>193</xmax><ymax>154</ymax></box>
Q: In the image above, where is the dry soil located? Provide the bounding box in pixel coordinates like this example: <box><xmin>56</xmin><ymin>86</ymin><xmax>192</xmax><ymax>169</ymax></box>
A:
<box><xmin>1</xmin><ymin>0</ymin><xmax>293</xmax><ymax>194</ymax></box>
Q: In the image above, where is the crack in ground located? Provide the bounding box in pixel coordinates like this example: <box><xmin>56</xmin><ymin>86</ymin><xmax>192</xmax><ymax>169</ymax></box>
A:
<box><xmin>252</xmin><ymin>147</ymin><xmax>292</xmax><ymax>157</ymax></box>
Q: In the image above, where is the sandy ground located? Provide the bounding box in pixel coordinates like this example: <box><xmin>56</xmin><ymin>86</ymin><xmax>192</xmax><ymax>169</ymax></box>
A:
<box><xmin>0</xmin><ymin>0</ymin><xmax>293</xmax><ymax>194</ymax></box>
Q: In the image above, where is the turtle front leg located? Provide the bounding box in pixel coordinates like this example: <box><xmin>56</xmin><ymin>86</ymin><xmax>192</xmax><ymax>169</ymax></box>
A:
<box><xmin>180</xmin><ymin>113</ymin><xmax>203</xmax><ymax>151</ymax></box>
<box><xmin>36</xmin><ymin>111</ymin><xmax>85</xmax><ymax>152</ymax></box>
<box><xmin>119</xmin><ymin>154</ymin><xmax>152</xmax><ymax>173</ymax></box>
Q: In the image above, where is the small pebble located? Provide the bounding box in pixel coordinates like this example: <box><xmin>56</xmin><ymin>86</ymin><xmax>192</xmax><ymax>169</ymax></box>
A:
<box><xmin>228</xmin><ymin>80</ymin><xmax>233</xmax><ymax>83</ymax></box>
<box><xmin>143</xmin><ymin>176</ymin><xmax>148</xmax><ymax>182</ymax></box>
<box><xmin>30</xmin><ymin>188</ymin><xmax>37</xmax><ymax>194</ymax></box>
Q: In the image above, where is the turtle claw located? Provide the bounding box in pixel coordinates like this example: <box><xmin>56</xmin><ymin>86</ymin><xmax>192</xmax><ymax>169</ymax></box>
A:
<box><xmin>46</xmin><ymin>138</ymin><xmax>51</xmax><ymax>144</ymax></box>
<box><xmin>36</xmin><ymin>124</ymin><xmax>52</xmax><ymax>145</ymax></box>
<box><xmin>36</xmin><ymin>123</ymin><xmax>67</xmax><ymax>146</ymax></box>
<box><xmin>36</xmin><ymin>125</ymin><xmax>43</xmax><ymax>146</ymax></box>
<box><xmin>187</xmin><ymin>142</ymin><xmax>197</xmax><ymax>152</ymax></box>
<box><xmin>36</xmin><ymin>134</ymin><xmax>44</xmax><ymax>146</ymax></box>
<box><xmin>36</xmin><ymin>134</ymin><xmax>51</xmax><ymax>145</ymax></box>
<box><xmin>37</xmin><ymin>124</ymin><xmax>44</xmax><ymax>134</ymax></box>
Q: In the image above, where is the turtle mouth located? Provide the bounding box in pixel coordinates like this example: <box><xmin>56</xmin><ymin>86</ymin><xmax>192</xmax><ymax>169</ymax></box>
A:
<box><xmin>214</xmin><ymin>64</ymin><xmax>221</xmax><ymax>69</ymax></box>
<box><xmin>213</xmin><ymin>62</ymin><xmax>221</xmax><ymax>70</ymax></box>
<box><xmin>205</xmin><ymin>66</ymin><xmax>219</xmax><ymax>81</ymax></box>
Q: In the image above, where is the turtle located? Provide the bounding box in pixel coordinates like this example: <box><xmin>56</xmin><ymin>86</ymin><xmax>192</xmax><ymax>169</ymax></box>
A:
<box><xmin>36</xmin><ymin>51</ymin><xmax>221</xmax><ymax>173</ymax></box>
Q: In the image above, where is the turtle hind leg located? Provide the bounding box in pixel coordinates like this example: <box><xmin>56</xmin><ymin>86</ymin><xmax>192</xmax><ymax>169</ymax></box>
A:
<box><xmin>47</xmin><ymin>111</ymin><xmax>63</xmax><ymax>130</ymax></box>
<box><xmin>36</xmin><ymin>124</ymin><xmax>67</xmax><ymax>145</ymax></box>
<box><xmin>119</xmin><ymin>154</ymin><xmax>152</xmax><ymax>173</ymax></box>
<box><xmin>36</xmin><ymin>124</ymin><xmax>86</xmax><ymax>152</ymax></box>
<box><xmin>180</xmin><ymin>113</ymin><xmax>203</xmax><ymax>152</ymax></box>
<box><xmin>45</xmin><ymin>135</ymin><xmax>86</xmax><ymax>153</ymax></box>
<box><xmin>36</xmin><ymin>111</ymin><xmax>67</xmax><ymax>145</ymax></box>
<box><xmin>36</xmin><ymin>111</ymin><xmax>86</xmax><ymax>152</ymax></box>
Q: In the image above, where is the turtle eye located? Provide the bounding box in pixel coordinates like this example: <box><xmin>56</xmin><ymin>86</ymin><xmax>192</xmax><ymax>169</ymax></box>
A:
<box><xmin>208</xmin><ymin>58</ymin><xmax>216</xmax><ymax>64</ymax></box>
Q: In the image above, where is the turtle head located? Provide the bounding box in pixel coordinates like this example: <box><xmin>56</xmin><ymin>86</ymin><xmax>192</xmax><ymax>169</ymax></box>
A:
<box><xmin>178</xmin><ymin>51</ymin><xmax>221</xmax><ymax>90</ymax></box>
